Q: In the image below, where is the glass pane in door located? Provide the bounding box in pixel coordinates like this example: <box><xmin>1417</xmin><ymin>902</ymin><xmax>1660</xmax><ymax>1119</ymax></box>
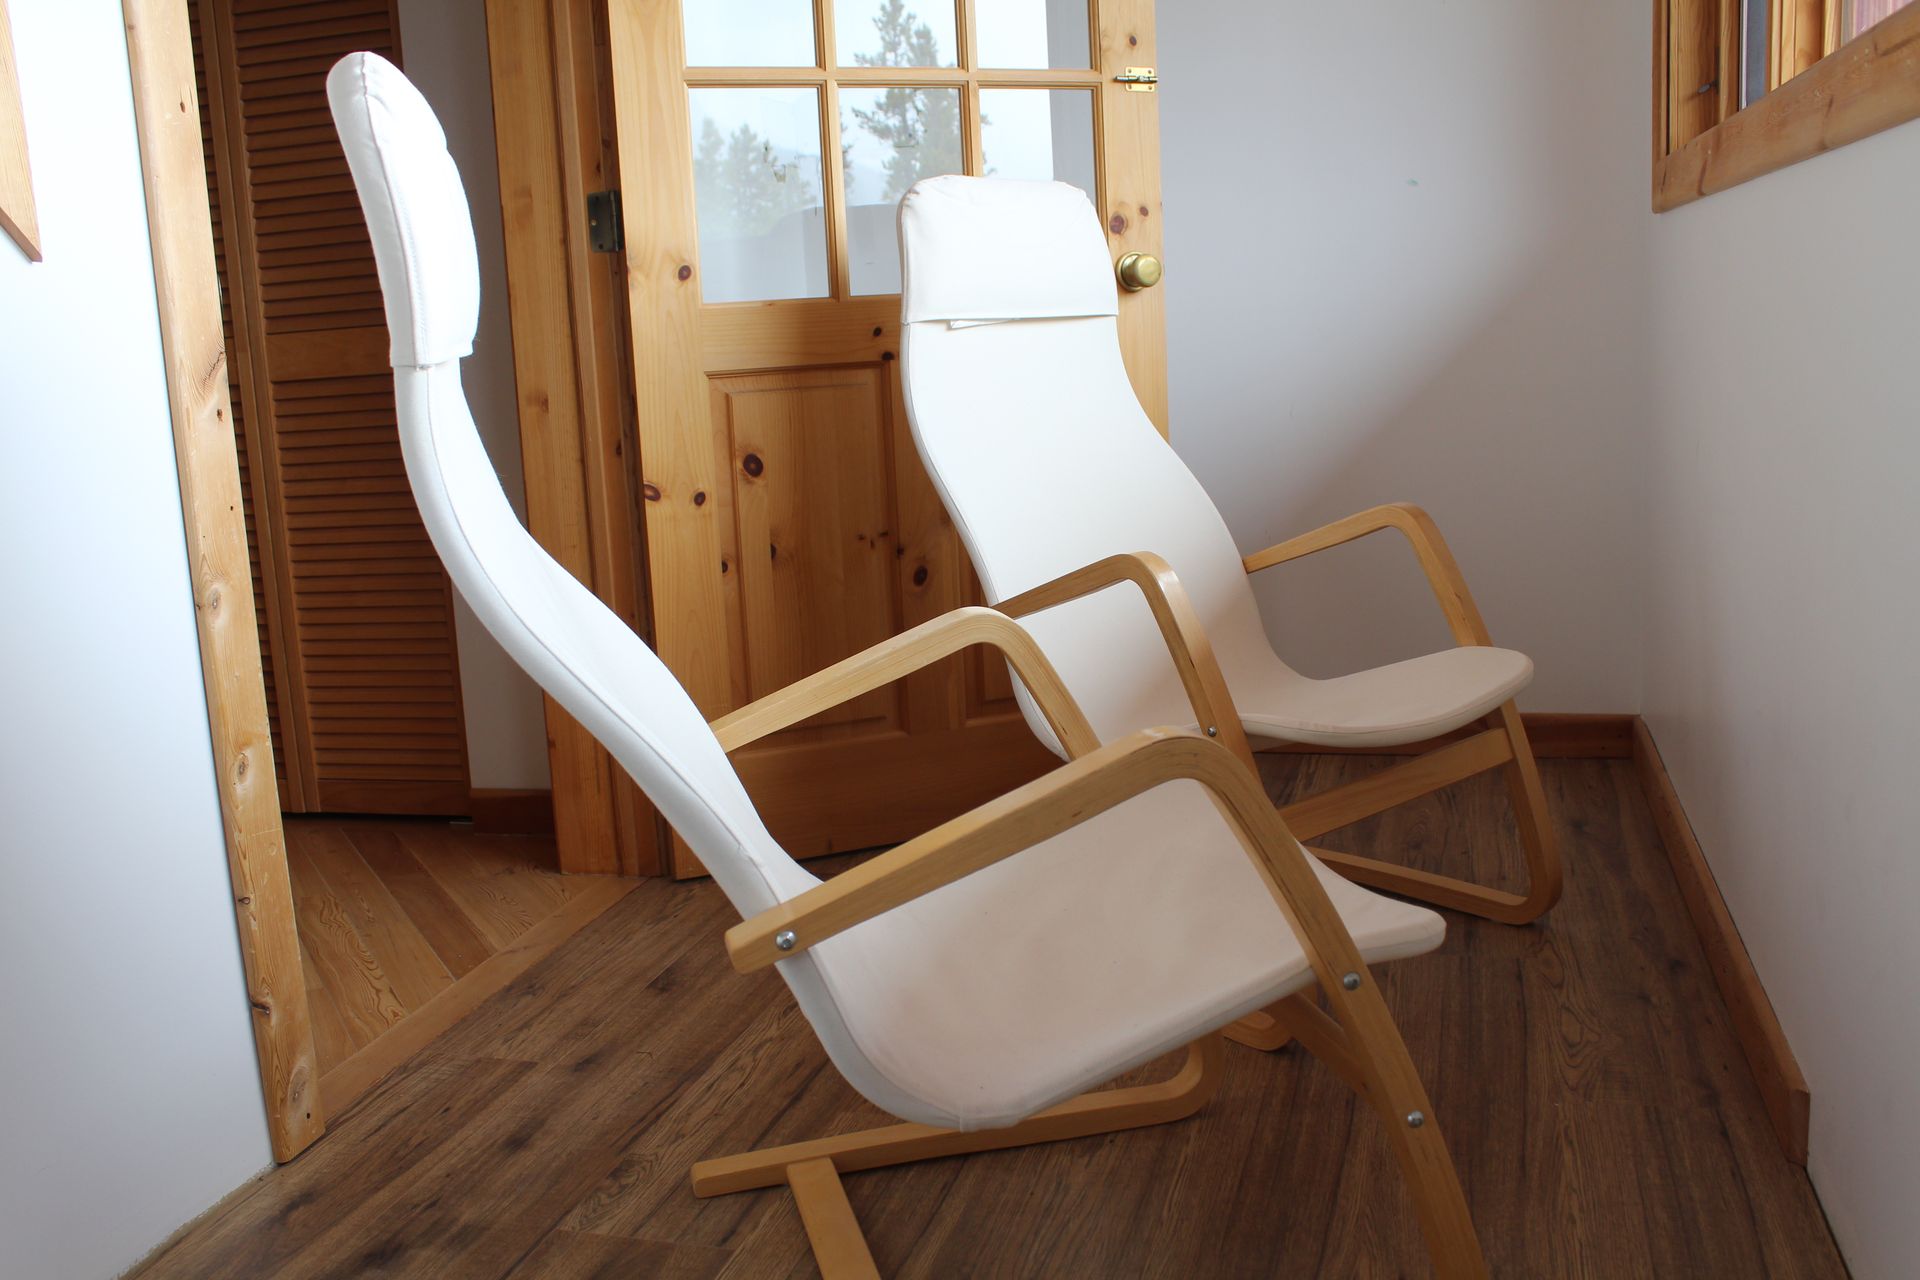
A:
<box><xmin>689</xmin><ymin>88</ymin><xmax>831</xmax><ymax>303</ymax></box>
<box><xmin>683</xmin><ymin>0</ymin><xmax>817</xmax><ymax>67</ymax></box>
<box><xmin>973</xmin><ymin>0</ymin><xmax>1091</xmax><ymax>68</ymax></box>
<box><xmin>835</xmin><ymin>0</ymin><xmax>959</xmax><ymax>67</ymax></box>
<box><xmin>841</xmin><ymin>86</ymin><xmax>964</xmax><ymax>294</ymax></box>
<box><xmin>979</xmin><ymin>88</ymin><xmax>1096</xmax><ymax>198</ymax></box>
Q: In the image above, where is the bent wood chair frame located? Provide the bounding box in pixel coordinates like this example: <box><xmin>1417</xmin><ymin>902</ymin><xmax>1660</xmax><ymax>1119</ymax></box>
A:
<box><xmin>703</xmin><ymin>605</ymin><xmax>1489</xmax><ymax>1279</ymax></box>
<box><xmin>995</xmin><ymin>502</ymin><xmax>1564</xmax><ymax>929</ymax></box>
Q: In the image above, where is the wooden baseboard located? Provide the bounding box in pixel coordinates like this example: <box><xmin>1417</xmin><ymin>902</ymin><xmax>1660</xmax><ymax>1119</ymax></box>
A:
<box><xmin>1261</xmin><ymin>708</ymin><xmax>1807</xmax><ymax>1164</ymax></box>
<box><xmin>1256</xmin><ymin>711</ymin><xmax>1635</xmax><ymax>759</ymax></box>
<box><xmin>469</xmin><ymin>788</ymin><xmax>557</xmax><ymax>836</ymax></box>
<box><xmin>1630</xmin><ymin>717</ymin><xmax>1811</xmax><ymax>1165</ymax></box>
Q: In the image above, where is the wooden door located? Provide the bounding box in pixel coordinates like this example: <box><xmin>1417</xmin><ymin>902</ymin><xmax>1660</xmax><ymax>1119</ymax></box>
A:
<box><xmin>192</xmin><ymin>0</ymin><xmax>471</xmax><ymax>816</ymax></box>
<box><xmin>607</xmin><ymin>0</ymin><xmax>1165</xmax><ymax>871</ymax></box>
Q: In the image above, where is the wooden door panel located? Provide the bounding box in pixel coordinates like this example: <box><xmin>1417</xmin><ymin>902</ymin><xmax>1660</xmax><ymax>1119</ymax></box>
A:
<box><xmin>713</xmin><ymin>367</ymin><xmax>904</xmax><ymax>735</ymax></box>
<box><xmin>608</xmin><ymin>0</ymin><xmax>1161</xmax><ymax>871</ymax></box>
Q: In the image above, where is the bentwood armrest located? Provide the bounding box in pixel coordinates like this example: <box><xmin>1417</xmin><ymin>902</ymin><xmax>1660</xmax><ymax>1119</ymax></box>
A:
<box><xmin>709</xmin><ymin>605</ymin><xmax>1099</xmax><ymax>757</ymax></box>
<box><xmin>725</xmin><ymin>727</ymin><xmax>1363</xmax><ymax>982</ymax></box>
<box><xmin>995</xmin><ymin>552</ymin><xmax>1257</xmax><ymax>768</ymax></box>
<box><xmin>1242</xmin><ymin>503</ymin><xmax>1494</xmax><ymax>647</ymax></box>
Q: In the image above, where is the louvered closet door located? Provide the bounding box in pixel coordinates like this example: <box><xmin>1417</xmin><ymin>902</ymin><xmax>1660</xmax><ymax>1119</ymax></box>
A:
<box><xmin>194</xmin><ymin>0</ymin><xmax>471</xmax><ymax>816</ymax></box>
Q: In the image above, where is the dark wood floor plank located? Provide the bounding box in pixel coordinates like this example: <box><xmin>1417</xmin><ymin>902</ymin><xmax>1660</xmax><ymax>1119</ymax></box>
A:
<box><xmin>132</xmin><ymin>761</ymin><xmax>1847</xmax><ymax>1279</ymax></box>
<box><xmin>504</xmin><ymin>1229</ymin><xmax>732</xmax><ymax>1279</ymax></box>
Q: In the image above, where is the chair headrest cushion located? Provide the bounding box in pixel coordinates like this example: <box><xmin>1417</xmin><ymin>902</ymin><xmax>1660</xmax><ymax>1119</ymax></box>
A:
<box><xmin>899</xmin><ymin>176</ymin><xmax>1118</xmax><ymax>325</ymax></box>
<box><xmin>326</xmin><ymin>52</ymin><xmax>479</xmax><ymax>368</ymax></box>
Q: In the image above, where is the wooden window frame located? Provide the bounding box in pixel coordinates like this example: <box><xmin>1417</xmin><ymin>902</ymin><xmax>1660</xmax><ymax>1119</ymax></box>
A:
<box><xmin>1653</xmin><ymin>0</ymin><xmax>1920</xmax><ymax>210</ymax></box>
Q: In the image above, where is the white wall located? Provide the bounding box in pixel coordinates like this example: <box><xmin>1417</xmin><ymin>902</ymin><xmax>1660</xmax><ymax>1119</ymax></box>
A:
<box><xmin>0</xmin><ymin>4</ymin><xmax>272</xmax><ymax>1277</ymax></box>
<box><xmin>1644</xmin><ymin>120</ymin><xmax>1920</xmax><ymax>1280</ymax></box>
<box><xmin>1159</xmin><ymin>1</ymin><xmax>1650</xmax><ymax>711</ymax></box>
<box><xmin>396</xmin><ymin>0</ymin><xmax>550</xmax><ymax>789</ymax></box>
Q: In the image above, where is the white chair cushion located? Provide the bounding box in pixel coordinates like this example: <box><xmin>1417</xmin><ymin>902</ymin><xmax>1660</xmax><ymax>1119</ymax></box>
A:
<box><xmin>327</xmin><ymin>52</ymin><xmax>479</xmax><ymax>366</ymax></box>
<box><xmin>809</xmin><ymin>778</ymin><xmax>1442</xmax><ymax>1130</ymax></box>
<box><xmin>899</xmin><ymin>179</ymin><xmax>1533</xmax><ymax>752</ymax></box>
<box><xmin>901</xmin><ymin>176</ymin><xmax>1117</xmax><ymax>324</ymax></box>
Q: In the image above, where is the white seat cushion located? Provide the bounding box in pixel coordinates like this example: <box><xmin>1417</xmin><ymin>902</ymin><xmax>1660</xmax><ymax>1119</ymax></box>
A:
<box><xmin>805</xmin><ymin>779</ymin><xmax>1443</xmax><ymax>1131</ymax></box>
<box><xmin>1238</xmin><ymin>646</ymin><xmax>1534</xmax><ymax>748</ymax></box>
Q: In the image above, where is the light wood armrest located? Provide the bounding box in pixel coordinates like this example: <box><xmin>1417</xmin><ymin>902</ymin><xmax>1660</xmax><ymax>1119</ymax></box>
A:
<box><xmin>709</xmin><ymin>605</ymin><xmax>1099</xmax><ymax>757</ymax></box>
<box><xmin>995</xmin><ymin>553</ymin><xmax>1256</xmax><ymax>769</ymax></box>
<box><xmin>725</xmin><ymin>727</ymin><xmax>1370</xmax><ymax>989</ymax></box>
<box><xmin>1241</xmin><ymin>503</ymin><xmax>1492</xmax><ymax>647</ymax></box>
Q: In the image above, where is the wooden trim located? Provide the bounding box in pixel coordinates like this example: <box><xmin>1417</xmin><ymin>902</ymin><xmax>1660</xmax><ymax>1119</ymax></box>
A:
<box><xmin>1099</xmin><ymin>0</ymin><xmax>1167</xmax><ymax>432</ymax></box>
<box><xmin>1630</xmin><ymin>717</ymin><xmax>1811</xmax><ymax>1164</ymax></box>
<box><xmin>318</xmin><ymin>876</ymin><xmax>634</xmax><ymax>1115</ymax></box>
<box><xmin>468</xmin><ymin>788</ymin><xmax>557</xmax><ymax>836</ymax></box>
<box><xmin>0</xmin><ymin>0</ymin><xmax>41</xmax><ymax>261</ymax></box>
<box><xmin>487</xmin><ymin>0</ymin><xmax>663</xmax><ymax>876</ymax></box>
<box><xmin>1654</xmin><ymin>2</ymin><xmax>1920</xmax><ymax>210</ymax></box>
<box><xmin>122</xmin><ymin>0</ymin><xmax>322</xmax><ymax>1162</ymax></box>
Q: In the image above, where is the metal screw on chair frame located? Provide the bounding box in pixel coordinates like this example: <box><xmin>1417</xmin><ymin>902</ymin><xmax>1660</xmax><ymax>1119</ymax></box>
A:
<box><xmin>1341</xmin><ymin>972</ymin><xmax>1361</xmax><ymax>990</ymax></box>
<box><xmin>774</xmin><ymin>930</ymin><xmax>797</xmax><ymax>951</ymax></box>
<box><xmin>1205</xmin><ymin>725</ymin><xmax>1218</xmax><ymax>736</ymax></box>
<box><xmin>1406</xmin><ymin>1110</ymin><xmax>1426</xmax><ymax>1129</ymax></box>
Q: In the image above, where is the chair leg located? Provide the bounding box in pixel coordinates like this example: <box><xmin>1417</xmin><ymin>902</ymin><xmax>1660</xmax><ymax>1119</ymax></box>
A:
<box><xmin>692</xmin><ymin>1037</ymin><xmax>1222</xmax><ymax>1274</ymax></box>
<box><xmin>1225</xmin><ymin>1004</ymin><xmax>1294</xmax><ymax>1051</ymax></box>
<box><xmin>785</xmin><ymin>1157</ymin><xmax>881</xmax><ymax>1280</ymax></box>
<box><xmin>1272</xmin><ymin>990</ymin><xmax>1488</xmax><ymax>1279</ymax></box>
<box><xmin>1280</xmin><ymin>700</ymin><xmax>1564</xmax><ymax>925</ymax></box>
<box><xmin>694</xmin><ymin>1033</ymin><xmax>1223</xmax><ymax>1190</ymax></box>
<box><xmin>699</xmin><ymin>996</ymin><xmax>1483</xmax><ymax>1278</ymax></box>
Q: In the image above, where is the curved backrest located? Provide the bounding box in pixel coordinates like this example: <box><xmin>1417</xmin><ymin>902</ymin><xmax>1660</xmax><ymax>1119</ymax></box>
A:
<box><xmin>327</xmin><ymin>52</ymin><xmax>984</xmax><ymax>1125</ymax></box>
<box><xmin>326</xmin><ymin>52</ymin><xmax>813</xmax><ymax>920</ymax></box>
<box><xmin>898</xmin><ymin>176</ymin><xmax>1286</xmax><ymax>749</ymax></box>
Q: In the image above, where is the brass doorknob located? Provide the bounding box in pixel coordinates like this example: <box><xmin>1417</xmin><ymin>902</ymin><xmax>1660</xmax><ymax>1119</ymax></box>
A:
<box><xmin>1115</xmin><ymin>252</ymin><xmax>1162</xmax><ymax>291</ymax></box>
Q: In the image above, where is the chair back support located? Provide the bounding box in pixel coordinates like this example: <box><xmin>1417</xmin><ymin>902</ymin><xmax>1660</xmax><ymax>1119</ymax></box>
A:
<box><xmin>330</xmin><ymin>55</ymin><xmax>996</xmax><ymax>1123</ymax></box>
<box><xmin>325</xmin><ymin>53</ymin><xmax>815</xmax><ymax>920</ymax></box>
<box><xmin>898</xmin><ymin>176</ymin><xmax>1286</xmax><ymax>749</ymax></box>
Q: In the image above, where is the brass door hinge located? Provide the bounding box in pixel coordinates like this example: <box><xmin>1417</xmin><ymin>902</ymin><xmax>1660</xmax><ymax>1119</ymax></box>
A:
<box><xmin>1114</xmin><ymin>67</ymin><xmax>1157</xmax><ymax>92</ymax></box>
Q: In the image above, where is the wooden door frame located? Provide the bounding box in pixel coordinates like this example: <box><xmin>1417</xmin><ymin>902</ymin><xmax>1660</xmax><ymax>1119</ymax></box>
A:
<box><xmin>123</xmin><ymin>0</ymin><xmax>652</xmax><ymax>1164</ymax></box>
<box><xmin>486</xmin><ymin>0</ymin><xmax>664</xmax><ymax>877</ymax></box>
<box><xmin>123</xmin><ymin>0</ymin><xmax>322</xmax><ymax>1162</ymax></box>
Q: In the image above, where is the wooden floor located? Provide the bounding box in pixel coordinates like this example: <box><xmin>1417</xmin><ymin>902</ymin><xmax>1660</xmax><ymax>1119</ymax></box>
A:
<box><xmin>286</xmin><ymin>817</ymin><xmax>635</xmax><ymax>1113</ymax></box>
<box><xmin>140</xmin><ymin>758</ymin><xmax>1846</xmax><ymax>1278</ymax></box>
